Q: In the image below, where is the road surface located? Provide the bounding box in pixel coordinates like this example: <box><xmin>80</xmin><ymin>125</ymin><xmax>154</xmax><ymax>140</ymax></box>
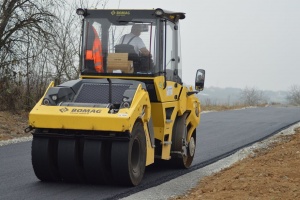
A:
<box><xmin>1</xmin><ymin>106</ymin><xmax>300</xmax><ymax>200</ymax></box>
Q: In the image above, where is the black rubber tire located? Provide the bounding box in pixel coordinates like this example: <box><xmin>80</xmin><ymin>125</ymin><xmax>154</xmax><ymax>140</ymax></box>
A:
<box><xmin>83</xmin><ymin>140</ymin><xmax>112</xmax><ymax>184</ymax></box>
<box><xmin>57</xmin><ymin>138</ymin><xmax>84</xmax><ymax>182</ymax></box>
<box><xmin>31</xmin><ymin>134</ymin><xmax>60</xmax><ymax>181</ymax></box>
<box><xmin>184</xmin><ymin>131</ymin><xmax>196</xmax><ymax>168</ymax></box>
<box><xmin>171</xmin><ymin>115</ymin><xmax>195</xmax><ymax>168</ymax></box>
<box><xmin>111</xmin><ymin>122</ymin><xmax>146</xmax><ymax>186</ymax></box>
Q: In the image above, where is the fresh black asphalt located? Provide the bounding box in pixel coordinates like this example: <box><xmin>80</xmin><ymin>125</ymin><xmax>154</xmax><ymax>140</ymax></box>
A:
<box><xmin>1</xmin><ymin>106</ymin><xmax>300</xmax><ymax>200</ymax></box>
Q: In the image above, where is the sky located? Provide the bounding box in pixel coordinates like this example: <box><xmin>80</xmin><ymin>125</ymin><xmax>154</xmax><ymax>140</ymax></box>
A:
<box><xmin>102</xmin><ymin>0</ymin><xmax>300</xmax><ymax>91</ymax></box>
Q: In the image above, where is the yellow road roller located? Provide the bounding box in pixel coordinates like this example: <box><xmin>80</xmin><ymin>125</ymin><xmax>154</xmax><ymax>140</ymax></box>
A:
<box><xmin>28</xmin><ymin>8</ymin><xmax>205</xmax><ymax>186</ymax></box>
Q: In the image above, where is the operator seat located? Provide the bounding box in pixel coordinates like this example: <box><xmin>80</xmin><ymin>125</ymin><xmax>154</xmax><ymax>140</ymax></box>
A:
<box><xmin>114</xmin><ymin>43</ymin><xmax>140</xmax><ymax>72</ymax></box>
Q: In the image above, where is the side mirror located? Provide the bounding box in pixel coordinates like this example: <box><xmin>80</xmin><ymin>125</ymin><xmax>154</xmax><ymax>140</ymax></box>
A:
<box><xmin>195</xmin><ymin>69</ymin><xmax>205</xmax><ymax>91</ymax></box>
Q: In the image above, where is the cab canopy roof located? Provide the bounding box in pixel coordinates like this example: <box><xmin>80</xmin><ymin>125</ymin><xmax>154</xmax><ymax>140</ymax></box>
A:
<box><xmin>77</xmin><ymin>8</ymin><xmax>185</xmax><ymax>24</ymax></box>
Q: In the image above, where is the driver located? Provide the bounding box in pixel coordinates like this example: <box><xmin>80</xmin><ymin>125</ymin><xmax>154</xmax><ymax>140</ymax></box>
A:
<box><xmin>118</xmin><ymin>24</ymin><xmax>151</xmax><ymax>57</ymax></box>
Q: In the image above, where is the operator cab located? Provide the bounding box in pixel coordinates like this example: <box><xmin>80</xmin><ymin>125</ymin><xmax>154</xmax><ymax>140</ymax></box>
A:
<box><xmin>77</xmin><ymin>8</ymin><xmax>185</xmax><ymax>84</ymax></box>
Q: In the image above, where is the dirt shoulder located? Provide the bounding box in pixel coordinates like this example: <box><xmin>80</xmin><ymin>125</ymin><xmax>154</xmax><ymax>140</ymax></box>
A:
<box><xmin>0</xmin><ymin>111</ymin><xmax>30</xmax><ymax>141</ymax></box>
<box><xmin>173</xmin><ymin>127</ymin><xmax>300</xmax><ymax>200</ymax></box>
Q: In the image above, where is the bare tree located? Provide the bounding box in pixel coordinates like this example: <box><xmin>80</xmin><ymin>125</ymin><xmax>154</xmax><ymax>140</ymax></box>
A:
<box><xmin>47</xmin><ymin>4</ymin><xmax>81</xmax><ymax>84</ymax></box>
<box><xmin>240</xmin><ymin>86</ymin><xmax>267</xmax><ymax>106</ymax></box>
<box><xmin>46</xmin><ymin>0</ymin><xmax>111</xmax><ymax>85</ymax></box>
<box><xmin>0</xmin><ymin>0</ymin><xmax>111</xmax><ymax>111</ymax></box>
<box><xmin>286</xmin><ymin>85</ymin><xmax>300</xmax><ymax>106</ymax></box>
<box><xmin>0</xmin><ymin>0</ymin><xmax>58</xmax><ymax>70</ymax></box>
<box><xmin>0</xmin><ymin>0</ymin><xmax>62</xmax><ymax>110</ymax></box>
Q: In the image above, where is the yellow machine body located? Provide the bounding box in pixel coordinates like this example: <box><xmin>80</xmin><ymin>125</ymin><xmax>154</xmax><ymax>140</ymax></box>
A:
<box><xmin>29</xmin><ymin>75</ymin><xmax>201</xmax><ymax>166</ymax></box>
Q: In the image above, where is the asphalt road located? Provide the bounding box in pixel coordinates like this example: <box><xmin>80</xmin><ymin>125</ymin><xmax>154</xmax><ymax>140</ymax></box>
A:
<box><xmin>1</xmin><ymin>106</ymin><xmax>300</xmax><ymax>200</ymax></box>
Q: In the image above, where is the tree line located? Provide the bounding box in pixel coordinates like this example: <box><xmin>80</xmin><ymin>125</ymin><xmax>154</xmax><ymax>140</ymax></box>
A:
<box><xmin>201</xmin><ymin>85</ymin><xmax>300</xmax><ymax>108</ymax></box>
<box><xmin>240</xmin><ymin>86</ymin><xmax>300</xmax><ymax>106</ymax></box>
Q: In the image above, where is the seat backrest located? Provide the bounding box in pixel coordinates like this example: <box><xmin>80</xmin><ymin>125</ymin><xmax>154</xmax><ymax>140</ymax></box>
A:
<box><xmin>115</xmin><ymin>34</ymin><xmax>139</xmax><ymax>61</ymax></box>
<box><xmin>115</xmin><ymin>44</ymin><xmax>139</xmax><ymax>61</ymax></box>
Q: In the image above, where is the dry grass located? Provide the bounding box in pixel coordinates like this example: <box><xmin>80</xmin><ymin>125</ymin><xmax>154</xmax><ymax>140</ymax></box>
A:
<box><xmin>201</xmin><ymin>102</ymin><xmax>268</xmax><ymax>112</ymax></box>
<box><xmin>201</xmin><ymin>104</ymin><xmax>246</xmax><ymax>112</ymax></box>
<box><xmin>0</xmin><ymin>111</ymin><xmax>30</xmax><ymax>141</ymax></box>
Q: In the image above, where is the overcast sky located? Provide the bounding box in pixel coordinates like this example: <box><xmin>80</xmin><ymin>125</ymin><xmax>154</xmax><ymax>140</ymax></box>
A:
<box><xmin>103</xmin><ymin>0</ymin><xmax>300</xmax><ymax>91</ymax></box>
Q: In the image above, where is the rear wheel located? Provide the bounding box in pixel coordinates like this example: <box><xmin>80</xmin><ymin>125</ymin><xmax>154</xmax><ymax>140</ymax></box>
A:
<box><xmin>171</xmin><ymin>116</ymin><xmax>196</xmax><ymax>168</ymax></box>
<box><xmin>183</xmin><ymin>131</ymin><xmax>196</xmax><ymax>167</ymax></box>
<box><xmin>111</xmin><ymin>122</ymin><xmax>146</xmax><ymax>186</ymax></box>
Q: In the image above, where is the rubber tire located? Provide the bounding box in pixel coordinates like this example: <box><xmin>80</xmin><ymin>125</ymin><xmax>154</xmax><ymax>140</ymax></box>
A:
<box><xmin>32</xmin><ymin>134</ymin><xmax>60</xmax><ymax>181</ymax></box>
<box><xmin>83</xmin><ymin>140</ymin><xmax>112</xmax><ymax>184</ymax></box>
<box><xmin>171</xmin><ymin>115</ymin><xmax>195</xmax><ymax>168</ymax></box>
<box><xmin>57</xmin><ymin>138</ymin><xmax>84</xmax><ymax>182</ymax></box>
<box><xmin>111</xmin><ymin>122</ymin><xmax>146</xmax><ymax>186</ymax></box>
<box><xmin>184</xmin><ymin>131</ymin><xmax>196</xmax><ymax>167</ymax></box>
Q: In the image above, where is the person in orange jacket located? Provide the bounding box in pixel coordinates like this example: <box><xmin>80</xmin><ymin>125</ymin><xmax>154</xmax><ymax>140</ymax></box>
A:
<box><xmin>85</xmin><ymin>25</ymin><xmax>103</xmax><ymax>73</ymax></box>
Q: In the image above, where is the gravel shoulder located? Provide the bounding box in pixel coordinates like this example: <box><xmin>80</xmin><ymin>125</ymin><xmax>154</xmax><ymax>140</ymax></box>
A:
<box><xmin>171</xmin><ymin>123</ymin><xmax>300</xmax><ymax>200</ymax></box>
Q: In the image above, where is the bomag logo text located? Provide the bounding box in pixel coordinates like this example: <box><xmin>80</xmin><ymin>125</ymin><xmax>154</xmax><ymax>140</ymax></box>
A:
<box><xmin>71</xmin><ymin>108</ymin><xmax>101</xmax><ymax>114</ymax></box>
<box><xmin>111</xmin><ymin>10</ymin><xmax>130</xmax><ymax>16</ymax></box>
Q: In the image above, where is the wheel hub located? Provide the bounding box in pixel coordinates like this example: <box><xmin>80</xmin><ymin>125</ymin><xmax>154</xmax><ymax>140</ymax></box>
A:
<box><xmin>188</xmin><ymin>137</ymin><xmax>196</xmax><ymax>157</ymax></box>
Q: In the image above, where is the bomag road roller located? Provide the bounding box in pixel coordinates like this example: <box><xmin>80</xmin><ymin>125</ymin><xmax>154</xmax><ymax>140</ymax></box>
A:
<box><xmin>28</xmin><ymin>8</ymin><xmax>205</xmax><ymax>186</ymax></box>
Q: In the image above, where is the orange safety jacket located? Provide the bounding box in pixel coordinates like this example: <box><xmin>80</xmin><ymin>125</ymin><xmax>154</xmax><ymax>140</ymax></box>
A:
<box><xmin>85</xmin><ymin>26</ymin><xmax>103</xmax><ymax>72</ymax></box>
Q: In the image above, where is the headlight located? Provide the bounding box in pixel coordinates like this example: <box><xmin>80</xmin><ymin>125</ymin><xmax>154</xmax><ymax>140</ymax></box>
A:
<box><xmin>122</xmin><ymin>101</ymin><xmax>130</xmax><ymax>108</ymax></box>
<box><xmin>43</xmin><ymin>98</ymin><xmax>50</xmax><ymax>105</ymax></box>
<box><xmin>51</xmin><ymin>95</ymin><xmax>58</xmax><ymax>101</ymax></box>
<box><xmin>155</xmin><ymin>9</ymin><xmax>164</xmax><ymax>16</ymax></box>
<box><xmin>76</xmin><ymin>8</ymin><xmax>86</xmax><ymax>16</ymax></box>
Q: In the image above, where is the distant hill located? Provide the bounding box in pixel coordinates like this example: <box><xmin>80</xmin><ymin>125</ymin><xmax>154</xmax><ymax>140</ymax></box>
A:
<box><xmin>193</xmin><ymin>86</ymin><xmax>288</xmax><ymax>105</ymax></box>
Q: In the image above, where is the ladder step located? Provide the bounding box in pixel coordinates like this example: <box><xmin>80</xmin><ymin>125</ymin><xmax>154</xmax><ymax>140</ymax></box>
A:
<box><xmin>166</xmin><ymin>119</ymin><xmax>173</xmax><ymax>123</ymax></box>
<box><xmin>161</xmin><ymin>141</ymin><xmax>172</xmax><ymax>145</ymax></box>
